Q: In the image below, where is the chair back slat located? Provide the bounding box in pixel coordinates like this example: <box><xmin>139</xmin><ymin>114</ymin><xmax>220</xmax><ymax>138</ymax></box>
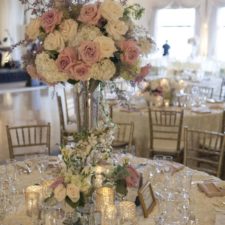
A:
<box><xmin>113</xmin><ymin>122</ymin><xmax>134</xmax><ymax>153</ymax></box>
<box><xmin>149</xmin><ymin>108</ymin><xmax>184</xmax><ymax>153</ymax></box>
<box><xmin>184</xmin><ymin>127</ymin><xmax>225</xmax><ymax>178</ymax></box>
<box><xmin>6</xmin><ymin>123</ymin><xmax>51</xmax><ymax>159</ymax></box>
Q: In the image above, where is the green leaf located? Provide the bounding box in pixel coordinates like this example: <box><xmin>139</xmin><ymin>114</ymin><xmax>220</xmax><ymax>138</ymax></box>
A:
<box><xmin>67</xmin><ymin>79</ymin><xmax>79</xmax><ymax>85</ymax></box>
<box><xmin>116</xmin><ymin>179</ymin><xmax>128</xmax><ymax>196</ymax></box>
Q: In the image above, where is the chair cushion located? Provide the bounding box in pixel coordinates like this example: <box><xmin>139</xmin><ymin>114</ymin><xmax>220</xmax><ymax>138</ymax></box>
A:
<box><xmin>153</xmin><ymin>140</ymin><xmax>184</xmax><ymax>153</ymax></box>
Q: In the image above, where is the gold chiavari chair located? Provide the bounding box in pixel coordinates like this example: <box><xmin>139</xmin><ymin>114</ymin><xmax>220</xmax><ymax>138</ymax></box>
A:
<box><xmin>112</xmin><ymin>122</ymin><xmax>135</xmax><ymax>154</ymax></box>
<box><xmin>6</xmin><ymin>123</ymin><xmax>51</xmax><ymax>159</ymax></box>
<box><xmin>184</xmin><ymin>127</ymin><xmax>225</xmax><ymax>178</ymax></box>
<box><xmin>148</xmin><ymin>108</ymin><xmax>184</xmax><ymax>162</ymax></box>
<box><xmin>57</xmin><ymin>95</ymin><xmax>76</xmax><ymax>145</ymax></box>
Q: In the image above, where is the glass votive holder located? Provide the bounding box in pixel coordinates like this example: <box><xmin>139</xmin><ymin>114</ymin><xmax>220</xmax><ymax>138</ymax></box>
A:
<box><xmin>95</xmin><ymin>187</ymin><xmax>115</xmax><ymax>212</ymax></box>
<box><xmin>164</xmin><ymin>99</ymin><xmax>170</xmax><ymax>107</ymax></box>
<box><xmin>119</xmin><ymin>201</ymin><xmax>136</xmax><ymax>223</ymax></box>
<box><xmin>102</xmin><ymin>204</ymin><xmax>118</xmax><ymax>225</ymax></box>
<box><xmin>25</xmin><ymin>191</ymin><xmax>40</xmax><ymax>217</ymax></box>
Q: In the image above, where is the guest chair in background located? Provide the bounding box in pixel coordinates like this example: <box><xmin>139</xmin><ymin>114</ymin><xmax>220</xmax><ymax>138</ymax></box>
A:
<box><xmin>6</xmin><ymin>123</ymin><xmax>51</xmax><ymax>159</ymax></box>
<box><xmin>148</xmin><ymin>108</ymin><xmax>184</xmax><ymax>162</ymax></box>
<box><xmin>184</xmin><ymin>127</ymin><xmax>225</xmax><ymax>178</ymax></box>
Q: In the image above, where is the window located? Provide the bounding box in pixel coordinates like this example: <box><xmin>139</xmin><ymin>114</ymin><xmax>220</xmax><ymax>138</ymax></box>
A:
<box><xmin>215</xmin><ymin>7</ymin><xmax>225</xmax><ymax>61</ymax></box>
<box><xmin>155</xmin><ymin>8</ymin><xmax>196</xmax><ymax>60</ymax></box>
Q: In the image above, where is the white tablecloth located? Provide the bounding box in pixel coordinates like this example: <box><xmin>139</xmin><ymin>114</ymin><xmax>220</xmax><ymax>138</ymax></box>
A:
<box><xmin>1</xmin><ymin>155</ymin><xmax>225</xmax><ymax>225</ymax></box>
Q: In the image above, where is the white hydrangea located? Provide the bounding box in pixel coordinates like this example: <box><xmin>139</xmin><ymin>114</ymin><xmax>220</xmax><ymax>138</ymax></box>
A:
<box><xmin>90</xmin><ymin>59</ymin><xmax>116</xmax><ymax>80</ymax></box>
<box><xmin>35</xmin><ymin>52</ymin><xmax>68</xmax><ymax>83</ymax></box>
<box><xmin>71</xmin><ymin>25</ymin><xmax>101</xmax><ymax>47</ymax></box>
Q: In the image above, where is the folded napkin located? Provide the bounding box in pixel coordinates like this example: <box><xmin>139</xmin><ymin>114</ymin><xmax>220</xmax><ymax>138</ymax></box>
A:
<box><xmin>170</xmin><ymin>163</ymin><xmax>185</xmax><ymax>175</ymax></box>
<box><xmin>197</xmin><ymin>182</ymin><xmax>225</xmax><ymax>197</ymax></box>
<box><xmin>215</xmin><ymin>214</ymin><xmax>225</xmax><ymax>225</ymax></box>
<box><xmin>164</xmin><ymin>162</ymin><xmax>185</xmax><ymax>175</ymax></box>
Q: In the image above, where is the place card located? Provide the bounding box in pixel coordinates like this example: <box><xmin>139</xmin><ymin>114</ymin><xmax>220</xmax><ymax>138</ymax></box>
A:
<box><xmin>138</xmin><ymin>181</ymin><xmax>156</xmax><ymax>218</ymax></box>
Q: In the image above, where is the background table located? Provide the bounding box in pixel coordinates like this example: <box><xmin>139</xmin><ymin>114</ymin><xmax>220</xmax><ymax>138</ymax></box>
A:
<box><xmin>112</xmin><ymin>106</ymin><xmax>224</xmax><ymax>157</ymax></box>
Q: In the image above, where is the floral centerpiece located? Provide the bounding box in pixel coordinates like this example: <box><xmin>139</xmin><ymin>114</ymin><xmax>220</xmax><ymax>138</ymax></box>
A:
<box><xmin>20</xmin><ymin>0</ymin><xmax>153</xmax><ymax>87</ymax></box>
<box><xmin>16</xmin><ymin>0</ymin><xmax>149</xmax><ymax>217</ymax></box>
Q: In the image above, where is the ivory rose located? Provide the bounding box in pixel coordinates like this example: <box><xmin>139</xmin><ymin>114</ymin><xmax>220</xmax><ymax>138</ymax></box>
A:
<box><xmin>59</xmin><ymin>19</ymin><xmax>78</xmax><ymax>43</ymax></box>
<box><xmin>54</xmin><ymin>184</ymin><xmax>66</xmax><ymax>202</ymax></box>
<box><xmin>25</xmin><ymin>18</ymin><xmax>41</xmax><ymax>40</ymax></box>
<box><xmin>78</xmin><ymin>41</ymin><xmax>100</xmax><ymax>65</ymax></box>
<box><xmin>120</xmin><ymin>40</ymin><xmax>140</xmax><ymax>65</ymax></box>
<box><xmin>44</xmin><ymin>31</ymin><xmax>65</xmax><ymax>51</ymax></box>
<box><xmin>41</xmin><ymin>9</ymin><xmax>63</xmax><ymax>33</ymax></box>
<box><xmin>100</xmin><ymin>0</ymin><xmax>124</xmax><ymax>22</ymax></box>
<box><xmin>94</xmin><ymin>36</ymin><xmax>116</xmax><ymax>59</ymax></box>
<box><xmin>69</xmin><ymin>62</ymin><xmax>90</xmax><ymax>81</ymax></box>
<box><xmin>56</xmin><ymin>47</ymin><xmax>77</xmax><ymax>72</ymax></box>
<box><xmin>106</xmin><ymin>20</ymin><xmax>128</xmax><ymax>41</ymax></box>
<box><xmin>66</xmin><ymin>184</ymin><xmax>80</xmax><ymax>203</ymax></box>
<box><xmin>78</xmin><ymin>4</ymin><xmax>101</xmax><ymax>25</ymax></box>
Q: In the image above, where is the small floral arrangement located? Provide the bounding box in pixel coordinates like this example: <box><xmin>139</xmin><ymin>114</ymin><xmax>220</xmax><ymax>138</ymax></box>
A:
<box><xmin>46</xmin><ymin>123</ymin><xmax>140</xmax><ymax>208</ymax></box>
<box><xmin>18</xmin><ymin>0</ymin><xmax>154</xmax><ymax>87</ymax></box>
<box><xmin>142</xmin><ymin>78</ymin><xmax>186</xmax><ymax>100</ymax></box>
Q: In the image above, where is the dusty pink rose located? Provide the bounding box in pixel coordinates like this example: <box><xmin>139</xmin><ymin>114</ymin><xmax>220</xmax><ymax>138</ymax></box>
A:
<box><xmin>41</xmin><ymin>9</ymin><xmax>63</xmax><ymax>33</ymax></box>
<box><xmin>50</xmin><ymin>177</ymin><xmax>65</xmax><ymax>189</ymax></box>
<box><xmin>125</xmin><ymin>165</ymin><xmax>140</xmax><ymax>188</ymax></box>
<box><xmin>120</xmin><ymin>40</ymin><xmax>140</xmax><ymax>65</ymax></box>
<box><xmin>78</xmin><ymin>41</ymin><xmax>100</xmax><ymax>65</ymax></box>
<box><xmin>56</xmin><ymin>47</ymin><xmax>77</xmax><ymax>72</ymax></box>
<box><xmin>69</xmin><ymin>62</ymin><xmax>90</xmax><ymax>81</ymax></box>
<box><xmin>135</xmin><ymin>64</ymin><xmax>151</xmax><ymax>83</ymax></box>
<box><xmin>78</xmin><ymin>4</ymin><xmax>101</xmax><ymax>25</ymax></box>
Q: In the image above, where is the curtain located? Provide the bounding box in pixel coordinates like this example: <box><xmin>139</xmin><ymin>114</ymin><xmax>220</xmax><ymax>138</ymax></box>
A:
<box><xmin>208</xmin><ymin>0</ymin><xmax>225</xmax><ymax>57</ymax></box>
<box><xmin>0</xmin><ymin>0</ymin><xmax>25</xmax><ymax>61</ymax></box>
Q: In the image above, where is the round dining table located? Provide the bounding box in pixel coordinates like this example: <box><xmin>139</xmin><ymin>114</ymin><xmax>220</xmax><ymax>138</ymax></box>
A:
<box><xmin>112</xmin><ymin>103</ymin><xmax>224</xmax><ymax>157</ymax></box>
<box><xmin>1</xmin><ymin>154</ymin><xmax>225</xmax><ymax>225</ymax></box>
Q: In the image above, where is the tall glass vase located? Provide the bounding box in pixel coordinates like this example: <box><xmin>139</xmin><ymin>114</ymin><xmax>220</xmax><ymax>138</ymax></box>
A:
<box><xmin>73</xmin><ymin>81</ymin><xmax>100</xmax><ymax>132</ymax></box>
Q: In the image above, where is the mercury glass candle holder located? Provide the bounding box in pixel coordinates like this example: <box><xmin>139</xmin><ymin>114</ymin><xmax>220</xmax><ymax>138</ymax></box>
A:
<box><xmin>119</xmin><ymin>201</ymin><xmax>136</xmax><ymax>223</ymax></box>
<box><xmin>95</xmin><ymin>187</ymin><xmax>115</xmax><ymax>212</ymax></box>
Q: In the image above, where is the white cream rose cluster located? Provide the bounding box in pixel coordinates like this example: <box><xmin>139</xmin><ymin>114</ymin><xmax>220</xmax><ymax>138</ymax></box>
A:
<box><xmin>106</xmin><ymin>20</ymin><xmax>128</xmax><ymax>41</ymax></box>
<box><xmin>71</xmin><ymin>25</ymin><xmax>101</xmax><ymax>47</ymax></box>
<box><xmin>25</xmin><ymin>18</ymin><xmax>41</xmax><ymax>40</ymax></box>
<box><xmin>94</xmin><ymin>36</ymin><xmax>116</xmax><ymax>59</ymax></box>
<box><xmin>91</xmin><ymin>59</ymin><xmax>116</xmax><ymax>80</ymax></box>
<box><xmin>100</xmin><ymin>0</ymin><xmax>124</xmax><ymax>22</ymax></box>
<box><xmin>35</xmin><ymin>52</ymin><xmax>68</xmax><ymax>83</ymax></box>
<box><xmin>44</xmin><ymin>31</ymin><xmax>65</xmax><ymax>51</ymax></box>
<box><xmin>60</xmin><ymin>19</ymin><xmax>78</xmax><ymax>43</ymax></box>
